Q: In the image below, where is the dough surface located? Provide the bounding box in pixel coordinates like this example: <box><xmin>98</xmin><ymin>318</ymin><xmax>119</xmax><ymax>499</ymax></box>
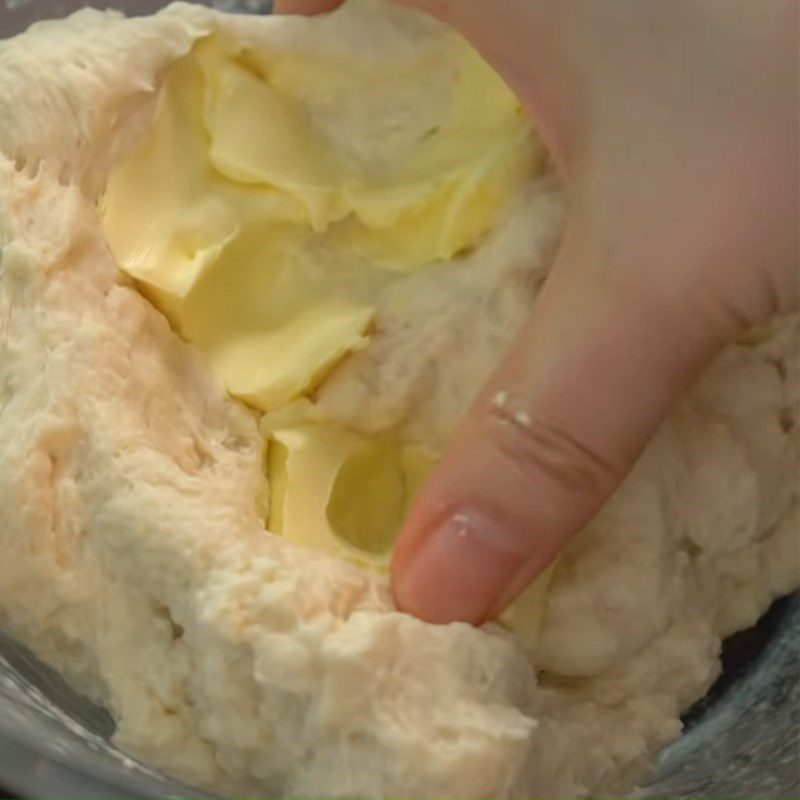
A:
<box><xmin>0</xmin><ymin>2</ymin><xmax>797</xmax><ymax>797</ymax></box>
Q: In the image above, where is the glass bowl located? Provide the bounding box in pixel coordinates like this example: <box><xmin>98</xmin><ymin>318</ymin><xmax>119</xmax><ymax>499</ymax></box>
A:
<box><xmin>0</xmin><ymin>2</ymin><xmax>797</xmax><ymax>797</ymax></box>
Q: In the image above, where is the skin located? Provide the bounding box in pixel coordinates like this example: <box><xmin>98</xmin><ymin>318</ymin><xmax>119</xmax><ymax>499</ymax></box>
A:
<box><xmin>277</xmin><ymin>0</ymin><xmax>800</xmax><ymax>625</ymax></box>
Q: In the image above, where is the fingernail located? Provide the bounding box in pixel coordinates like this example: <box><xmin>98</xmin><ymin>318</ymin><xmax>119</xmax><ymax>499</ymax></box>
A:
<box><xmin>393</xmin><ymin>510</ymin><xmax>528</xmax><ymax>625</ymax></box>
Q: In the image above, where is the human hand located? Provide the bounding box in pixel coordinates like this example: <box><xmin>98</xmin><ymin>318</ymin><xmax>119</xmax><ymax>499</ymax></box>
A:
<box><xmin>276</xmin><ymin>0</ymin><xmax>800</xmax><ymax>625</ymax></box>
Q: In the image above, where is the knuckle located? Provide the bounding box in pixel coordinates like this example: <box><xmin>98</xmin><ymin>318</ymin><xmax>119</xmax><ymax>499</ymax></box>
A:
<box><xmin>485</xmin><ymin>395</ymin><xmax>622</xmax><ymax>502</ymax></box>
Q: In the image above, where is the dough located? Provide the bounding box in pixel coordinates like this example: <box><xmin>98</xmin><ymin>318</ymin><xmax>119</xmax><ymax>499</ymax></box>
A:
<box><xmin>0</xmin><ymin>1</ymin><xmax>797</xmax><ymax>797</ymax></box>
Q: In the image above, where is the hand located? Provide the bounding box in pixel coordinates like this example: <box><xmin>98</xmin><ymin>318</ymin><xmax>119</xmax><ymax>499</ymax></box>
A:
<box><xmin>276</xmin><ymin>0</ymin><xmax>800</xmax><ymax>625</ymax></box>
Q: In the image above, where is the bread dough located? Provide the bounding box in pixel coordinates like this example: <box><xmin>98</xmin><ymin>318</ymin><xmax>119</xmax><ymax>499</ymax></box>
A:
<box><xmin>0</xmin><ymin>1</ymin><xmax>797</xmax><ymax>797</ymax></box>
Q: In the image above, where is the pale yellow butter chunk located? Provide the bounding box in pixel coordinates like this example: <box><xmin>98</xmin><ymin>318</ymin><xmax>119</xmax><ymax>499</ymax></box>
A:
<box><xmin>199</xmin><ymin>48</ymin><xmax>349</xmax><ymax>231</ymax></box>
<box><xmin>264</xmin><ymin>403</ymin><xmax>439</xmax><ymax>570</ymax></box>
<box><xmin>337</xmin><ymin>136</ymin><xmax>531</xmax><ymax>268</ymax></box>
<box><xmin>102</xmin><ymin>28</ymin><xmax>539</xmax><ymax>410</ymax></box>
<box><xmin>207</xmin><ymin>300</ymin><xmax>373</xmax><ymax>412</ymax></box>
<box><xmin>101</xmin><ymin>52</ymin><xmax>304</xmax><ymax>307</ymax></box>
<box><xmin>221</xmin><ymin>39</ymin><xmax>538</xmax><ymax>269</ymax></box>
<box><xmin>167</xmin><ymin>219</ymin><xmax>379</xmax><ymax>411</ymax></box>
<box><xmin>264</xmin><ymin>403</ymin><xmax>554</xmax><ymax>642</ymax></box>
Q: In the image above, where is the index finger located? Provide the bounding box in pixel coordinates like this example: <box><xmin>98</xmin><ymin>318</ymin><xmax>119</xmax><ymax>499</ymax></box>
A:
<box><xmin>273</xmin><ymin>0</ymin><xmax>345</xmax><ymax>14</ymax></box>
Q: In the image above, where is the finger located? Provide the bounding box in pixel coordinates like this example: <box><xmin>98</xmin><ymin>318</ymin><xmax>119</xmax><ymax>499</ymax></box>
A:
<box><xmin>272</xmin><ymin>0</ymin><xmax>439</xmax><ymax>15</ymax></box>
<box><xmin>390</xmin><ymin>230</ymin><xmax>736</xmax><ymax>625</ymax></box>
<box><xmin>272</xmin><ymin>0</ymin><xmax>460</xmax><ymax>19</ymax></box>
<box><xmin>273</xmin><ymin>0</ymin><xmax>344</xmax><ymax>14</ymax></box>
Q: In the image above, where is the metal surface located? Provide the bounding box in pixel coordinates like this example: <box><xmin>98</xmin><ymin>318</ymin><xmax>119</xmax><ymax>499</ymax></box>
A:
<box><xmin>0</xmin><ymin>1</ymin><xmax>798</xmax><ymax>797</ymax></box>
<box><xmin>649</xmin><ymin>594</ymin><xmax>799</xmax><ymax>798</ymax></box>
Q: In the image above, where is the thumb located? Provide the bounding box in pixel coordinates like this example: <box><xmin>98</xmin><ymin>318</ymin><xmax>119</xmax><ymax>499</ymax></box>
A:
<box><xmin>391</xmin><ymin>234</ymin><xmax>737</xmax><ymax>625</ymax></box>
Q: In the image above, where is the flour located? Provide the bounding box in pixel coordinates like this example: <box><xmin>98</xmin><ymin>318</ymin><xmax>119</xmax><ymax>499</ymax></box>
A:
<box><xmin>0</xmin><ymin>2</ymin><xmax>797</xmax><ymax>797</ymax></box>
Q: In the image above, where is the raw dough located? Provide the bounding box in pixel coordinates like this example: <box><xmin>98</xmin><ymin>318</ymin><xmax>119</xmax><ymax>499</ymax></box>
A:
<box><xmin>0</xmin><ymin>2</ymin><xmax>797</xmax><ymax>797</ymax></box>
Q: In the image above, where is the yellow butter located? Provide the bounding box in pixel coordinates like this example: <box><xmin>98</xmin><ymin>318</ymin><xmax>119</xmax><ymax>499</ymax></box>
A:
<box><xmin>263</xmin><ymin>403</ymin><xmax>553</xmax><ymax>642</ymax></box>
<box><xmin>203</xmin><ymin>300</ymin><xmax>373</xmax><ymax>412</ymax></box>
<box><xmin>102</xmin><ymin>30</ymin><xmax>538</xmax><ymax>412</ymax></box>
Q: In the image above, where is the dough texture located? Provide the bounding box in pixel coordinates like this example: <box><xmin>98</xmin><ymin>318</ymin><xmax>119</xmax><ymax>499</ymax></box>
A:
<box><xmin>0</xmin><ymin>2</ymin><xmax>797</xmax><ymax>797</ymax></box>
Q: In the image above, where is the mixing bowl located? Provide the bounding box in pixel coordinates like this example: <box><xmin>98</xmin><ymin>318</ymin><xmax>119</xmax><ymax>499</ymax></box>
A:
<box><xmin>0</xmin><ymin>2</ymin><xmax>798</xmax><ymax>797</ymax></box>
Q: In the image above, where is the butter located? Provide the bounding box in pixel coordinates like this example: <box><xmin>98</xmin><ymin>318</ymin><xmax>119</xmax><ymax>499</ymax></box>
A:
<box><xmin>102</xmin><ymin>32</ymin><xmax>538</xmax><ymax>411</ymax></box>
<box><xmin>102</xmin><ymin>24</ymin><xmax>551</xmax><ymax>641</ymax></box>
<box><xmin>204</xmin><ymin>299</ymin><xmax>374</xmax><ymax>411</ymax></box>
<box><xmin>263</xmin><ymin>402</ymin><xmax>439</xmax><ymax>570</ymax></box>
